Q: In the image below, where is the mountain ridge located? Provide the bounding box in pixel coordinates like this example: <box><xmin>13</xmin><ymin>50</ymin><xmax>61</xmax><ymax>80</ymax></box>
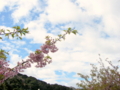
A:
<box><xmin>0</xmin><ymin>73</ymin><xmax>74</xmax><ymax>90</ymax></box>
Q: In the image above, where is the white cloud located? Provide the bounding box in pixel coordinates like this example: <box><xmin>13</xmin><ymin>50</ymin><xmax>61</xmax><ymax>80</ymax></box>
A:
<box><xmin>1</xmin><ymin>0</ymin><xmax>120</xmax><ymax>88</ymax></box>
<box><xmin>24</xmin><ymin>19</ymin><xmax>48</xmax><ymax>44</ymax></box>
<box><xmin>75</xmin><ymin>0</ymin><xmax>120</xmax><ymax>37</ymax></box>
<box><xmin>45</xmin><ymin>0</ymin><xmax>83</xmax><ymax>24</ymax></box>
<box><xmin>9</xmin><ymin>53</ymin><xmax>22</xmax><ymax>68</ymax></box>
<box><xmin>11</xmin><ymin>0</ymin><xmax>41</xmax><ymax>23</ymax></box>
<box><xmin>0</xmin><ymin>0</ymin><xmax>8</xmax><ymax>11</ymax></box>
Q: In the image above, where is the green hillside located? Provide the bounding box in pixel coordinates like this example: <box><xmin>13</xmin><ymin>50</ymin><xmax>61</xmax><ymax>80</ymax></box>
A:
<box><xmin>0</xmin><ymin>73</ymin><xmax>73</xmax><ymax>90</ymax></box>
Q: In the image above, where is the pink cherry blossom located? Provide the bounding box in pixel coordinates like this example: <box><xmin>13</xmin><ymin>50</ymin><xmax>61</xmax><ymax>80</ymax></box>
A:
<box><xmin>41</xmin><ymin>44</ymin><xmax>58</xmax><ymax>54</ymax></box>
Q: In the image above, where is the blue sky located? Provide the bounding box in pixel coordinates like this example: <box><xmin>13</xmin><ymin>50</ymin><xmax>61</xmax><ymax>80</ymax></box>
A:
<box><xmin>0</xmin><ymin>0</ymin><xmax>120</xmax><ymax>88</ymax></box>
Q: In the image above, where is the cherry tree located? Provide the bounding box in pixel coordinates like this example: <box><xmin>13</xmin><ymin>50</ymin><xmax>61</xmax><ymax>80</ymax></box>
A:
<box><xmin>77</xmin><ymin>55</ymin><xmax>120</xmax><ymax>90</ymax></box>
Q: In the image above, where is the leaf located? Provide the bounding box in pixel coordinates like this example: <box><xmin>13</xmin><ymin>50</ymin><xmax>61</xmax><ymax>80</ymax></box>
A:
<box><xmin>0</xmin><ymin>74</ymin><xmax>5</xmax><ymax>80</ymax></box>
<box><xmin>20</xmin><ymin>32</ymin><xmax>22</xmax><ymax>36</ymax></box>
<box><xmin>5</xmin><ymin>34</ymin><xmax>9</xmax><ymax>36</ymax></box>
<box><xmin>16</xmin><ymin>26</ymin><xmax>21</xmax><ymax>30</ymax></box>
<box><xmin>35</xmin><ymin>50</ymin><xmax>42</xmax><ymax>54</ymax></box>
<box><xmin>67</xmin><ymin>28</ymin><xmax>72</xmax><ymax>34</ymax></box>
<box><xmin>12</xmin><ymin>26</ymin><xmax>17</xmax><ymax>29</ymax></box>
<box><xmin>24</xmin><ymin>30</ymin><xmax>29</xmax><ymax>33</ymax></box>
<box><xmin>63</xmin><ymin>30</ymin><xmax>67</xmax><ymax>32</ymax></box>
<box><xmin>25</xmin><ymin>27</ymin><xmax>28</xmax><ymax>30</ymax></box>
<box><xmin>45</xmin><ymin>40</ymin><xmax>51</xmax><ymax>45</ymax></box>
<box><xmin>58</xmin><ymin>34</ymin><xmax>62</xmax><ymax>37</ymax></box>
<box><xmin>72</xmin><ymin>30</ymin><xmax>78</xmax><ymax>35</ymax></box>
<box><xmin>0</xmin><ymin>37</ymin><xmax>2</xmax><ymax>40</ymax></box>
<box><xmin>67</xmin><ymin>31</ymin><xmax>70</xmax><ymax>34</ymax></box>
<box><xmin>19</xmin><ymin>37</ymin><xmax>22</xmax><ymax>40</ymax></box>
<box><xmin>22</xmin><ymin>33</ymin><xmax>25</xmax><ymax>35</ymax></box>
<box><xmin>62</xmin><ymin>36</ymin><xmax>65</xmax><ymax>40</ymax></box>
<box><xmin>7</xmin><ymin>29</ymin><xmax>10</xmax><ymax>32</ymax></box>
<box><xmin>26</xmin><ymin>30</ymin><xmax>29</xmax><ymax>33</ymax></box>
<box><xmin>11</xmin><ymin>33</ymin><xmax>14</xmax><ymax>38</ymax></box>
<box><xmin>5</xmin><ymin>33</ymin><xmax>9</xmax><ymax>38</ymax></box>
<box><xmin>45</xmin><ymin>36</ymin><xmax>50</xmax><ymax>39</ymax></box>
<box><xmin>68</xmin><ymin>27</ymin><xmax>71</xmax><ymax>31</ymax></box>
<box><xmin>45</xmin><ymin>55</ymin><xmax>52</xmax><ymax>59</ymax></box>
<box><xmin>0</xmin><ymin>54</ymin><xmax>7</xmax><ymax>60</ymax></box>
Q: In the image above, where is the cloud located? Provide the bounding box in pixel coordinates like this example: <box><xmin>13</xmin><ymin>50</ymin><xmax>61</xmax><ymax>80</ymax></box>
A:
<box><xmin>75</xmin><ymin>0</ymin><xmax>120</xmax><ymax>37</ymax></box>
<box><xmin>9</xmin><ymin>53</ymin><xmax>22</xmax><ymax>68</ymax></box>
<box><xmin>0</xmin><ymin>0</ymin><xmax>8</xmax><ymax>11</ymax></box>
<box><xmin>0</xmin><ymin>0</ymin><xmax>120</xmax><ymax>88</ymax></box>
<box><xmin>11</xmin><ymin>0</ymin><xmax>42</xmax><ymax>23</ymax></box>
<box><xmin>45</xmin><ymin>0</ymin><xmax>83</xmax><ymax>24</ymax></box>
<box><xmin>23</xmin><ymin>18</ymin><xmax>49</xmax><ymax>44</ymax></box>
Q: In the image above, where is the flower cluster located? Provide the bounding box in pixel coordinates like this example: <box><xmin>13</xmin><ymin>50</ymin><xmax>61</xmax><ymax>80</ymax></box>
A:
<box><xmin>0</xmin><ymin>59</ymin><xmax>16</xmax><ymax>84</ymax></box>
<box><xmin>0</xmin><ymin>43</ymin><xmax>58</xmax><ymax>83</ymax></box>
<box><xmin>41</xmin><ymin>44</ymin><xmax>58</xmax><ymax>54</ymax></box>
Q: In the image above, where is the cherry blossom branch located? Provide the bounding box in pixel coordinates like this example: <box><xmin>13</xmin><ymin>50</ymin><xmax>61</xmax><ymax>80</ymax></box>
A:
<box><xmin>0</xmin><ymin>27</ymin><xmax>78</xmax><ymax>84</ymax></box>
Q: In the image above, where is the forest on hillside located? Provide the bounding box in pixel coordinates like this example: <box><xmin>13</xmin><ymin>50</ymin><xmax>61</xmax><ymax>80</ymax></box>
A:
<box><xmin>0</xmin><ymin>73</ymin><xmax>73</xmax><ymax>90</ymax></box>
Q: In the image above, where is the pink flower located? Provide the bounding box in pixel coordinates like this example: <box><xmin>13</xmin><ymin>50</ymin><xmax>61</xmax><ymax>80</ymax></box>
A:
<box><xmin>29</xmin><ymin>49</ymin><xmax>44</xmax><ymax>62</ymax></box>
<box><xmin>41</xmin><ymin>44</ymin><xmax>58</xmax><ymax>54</ymax></box>
<box><xmin>41</xmin><ymin>44</ymin><xmax>50</xmax><ymax>54</ymax></box>
<box><xmin>50</xmin><ymin>45</ymin><xmax>58</xmax><ymax>53</ymax></box>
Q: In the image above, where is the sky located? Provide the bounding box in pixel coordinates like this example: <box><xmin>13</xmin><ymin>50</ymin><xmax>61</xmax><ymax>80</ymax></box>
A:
<box><xmin>0</xmin><ymin>0</ymin><xmax>120</xmax><ymax>88</ymax></box>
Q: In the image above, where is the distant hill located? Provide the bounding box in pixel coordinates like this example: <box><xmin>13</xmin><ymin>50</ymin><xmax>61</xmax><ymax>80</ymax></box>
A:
<box><xmin>0</xmin><ymin>73</ymin><xmax>73</xmax><ymax>90</ymax></box>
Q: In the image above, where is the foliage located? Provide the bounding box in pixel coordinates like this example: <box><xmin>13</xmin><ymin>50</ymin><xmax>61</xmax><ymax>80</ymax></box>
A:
<box><xmin>0</xmin><ymin>73</ymin><xmax>73</xmax><ymax>90</ymax></box>
<box><xmin>0</xmin><ymin>26</ymin><xmax>29</xmax><ymax>60</ymax></box>
<box><xmin>77</xmin><ymin>56</ymin><xmax>120</xmax><ymax>90</ymax></box>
